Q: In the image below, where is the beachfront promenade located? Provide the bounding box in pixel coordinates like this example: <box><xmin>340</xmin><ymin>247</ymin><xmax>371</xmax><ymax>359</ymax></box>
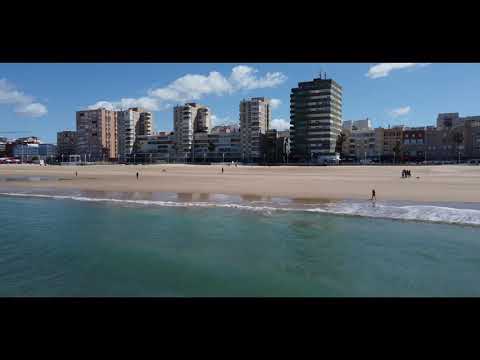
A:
<box><xmin>1</xmin><ymin>164</ymin><xmax>480</xmax><ymax>203</ymax></box>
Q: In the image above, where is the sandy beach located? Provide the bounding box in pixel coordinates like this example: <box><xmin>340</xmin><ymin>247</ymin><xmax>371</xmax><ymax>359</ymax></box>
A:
<box><xmin>1</xmin><ymin>164</ymin><xmax>480</xmax><ymax>203</ymax></box>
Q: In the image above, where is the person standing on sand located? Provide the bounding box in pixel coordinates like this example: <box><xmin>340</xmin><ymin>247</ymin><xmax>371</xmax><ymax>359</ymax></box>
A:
<box><xmin>371</xmin><ymin>189</ymin><xmax>376</xmax><ymax>201</ymax></box>
<box><xmin>221</xmin><ymin>167</ymin><xmax>224</xmax><ymax>174</ymax></box>
<box><xmin>136</xmin><ymin>172</ymin><xmax>139</xmax><ymax>180</ymax></box>
<box><xmin>75</xmin><ymin>171</ymin><xmax>78</xmax><ymax>177</ymax></box>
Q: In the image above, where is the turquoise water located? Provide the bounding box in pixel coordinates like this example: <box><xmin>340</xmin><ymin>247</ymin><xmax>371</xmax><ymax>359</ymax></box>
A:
<box><xmin>1</xmin><ymin>194</ymin><xmax>480</xmax><ymax>296</ymax></box>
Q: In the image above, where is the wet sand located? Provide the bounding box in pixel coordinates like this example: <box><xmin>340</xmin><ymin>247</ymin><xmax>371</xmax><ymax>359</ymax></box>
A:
<box><xmin>1</xmin><ymin>164</ymin><xmax>480</xmax><ymax>203</ymax></box>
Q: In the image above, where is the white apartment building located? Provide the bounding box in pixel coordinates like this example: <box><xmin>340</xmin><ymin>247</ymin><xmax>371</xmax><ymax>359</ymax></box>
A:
<box><xmin>134</xmin><ymin>132</ymin><xmax>175</xmax><ymax>163</ymax></box>
<box><xmin>117</xmin><ymin>108</ymin><xmax>141</xmax><ymax>162</ymax></box>
<box><xmin>342</xmin><ymin>119</ymin><xmax>376</xmax><ymax>161</ymax></box>
<box><xmin>173</xmin><ymin>103</ymin><xmax>211</xmax><ymax>160</ymax></box>
<box><xmin>239</xmin><ymin>97</ymin><xmax>271</xmax><ymax>161</ymax></box>
<box><xmin>343</xmin><ymin>118</ymin><xmax>372</xmax><ymax>132</ymax></box>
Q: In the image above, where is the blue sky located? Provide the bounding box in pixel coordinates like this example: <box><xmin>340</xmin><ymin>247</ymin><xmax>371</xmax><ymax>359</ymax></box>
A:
<box><xmin>1</xmin><ymin>63</ymin><xmax>479</xmax><ymax>143</ymax></box>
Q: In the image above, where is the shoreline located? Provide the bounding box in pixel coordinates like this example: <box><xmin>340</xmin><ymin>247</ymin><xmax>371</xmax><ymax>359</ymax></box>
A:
<box><xmin>2</xmin><ymin>188</ymin><xmax>480</xmax><ymax>227</ymax></box>
<box><xmin>1</xmin><ymin>164</ymin><xmax>480</xmax><ymax>203</ymax></box>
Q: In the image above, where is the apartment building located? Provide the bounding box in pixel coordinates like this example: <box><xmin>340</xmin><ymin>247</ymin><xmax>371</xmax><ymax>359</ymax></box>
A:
<box><xmin>57</xmin><ymin>131</ymin><xmax>77</xmax><ymax>157</ymax></box>
<box><xmin>352</xmin><ymin>129</ymin><xmax>376</xmax><ymax>161</ymax></box>
<box><xmin>290</xmin><ymin>76</ymin><xmax>342</xmax><ymax>162</ymax></box>
<box><xmin>133</xmin><ymin>109</ymin><xmax>154</xmax><ymax>136</ymax></box>
<box><xmin>173</xmin><ymin>103</ymin><xmax>211</xmax><ymax>160</ymax></box>
<box><xmin>239</xmin><ymin>97</ymin><xmax>271</xmax><ymax>162</ymax></box>
<box><xmin>264</xmin><ymin>129</ymin><xmax>291</xmax><ymax>163</ymax></box>
<box><xmin>76</xmin><ymin>108</ymin><xmax>118</xmax><ymax>161</ymax></box>
<box><xmin>133</xmin><ymin>132</ymin><xmax>175</xmax><ymax>163</ymax></box>
<box><xmin>464</xmin><ymin>118</ymin><xmax>480</xmax><ymax>159</ymax></box>
<box><xmin>381</xmin><ymin>126</ymin><xmax>405</xmax><ymax>161</ymax></box>
<box><xmin>436</xmin><ymin>113</ymin><xmax>464</xmax><ymax>129</ymax></box>
<box><xmin>0</xmin><ymin>137</ymin><xmax>7</xmax><ymax>156</ymax></box>
<box><xmin>343</xmin><ymin>119</ymin><xmax>372</xmax><ymax>132</ymax></box>
<box><xmin>117</xmin><ymin>108</ymin><xmax>141</xmax><ymax>162</ymax></box>
<box><xmin>193</xmin><ymin>129</ymin><xmax>241</xmax><ymax>162</ymax></box>
<box><xmin>402</xmin><ymin>127</ymin><xmax>426</xmax><ymax>162</ymax></box>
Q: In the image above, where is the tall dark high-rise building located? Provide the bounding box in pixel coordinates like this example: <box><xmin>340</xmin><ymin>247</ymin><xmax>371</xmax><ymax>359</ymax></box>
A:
<box><xmin>290</xmin><ymin>76</ymin><xmax>342</xmax><ymax>162</ymax></box>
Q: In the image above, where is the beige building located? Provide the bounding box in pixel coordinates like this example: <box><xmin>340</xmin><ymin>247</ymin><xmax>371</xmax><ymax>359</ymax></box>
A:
<box><xmin>381</xmin><ymin>126</ymin><xmax>405</xmax><ymax>161</ymax></box>
<box><xmin>174</xmin><ymin>103</ymin><xmax>211</xmax><ymax>159</ymax></box>
<box><xmin>341</xmin><ymin>119</ymin><xmax>376</xmax><ymax>161</ymax></box>
<box><xmin>76</xmin><ymin>108</ymin><xmax>118</xmax><ymax>161</ymax></box>
<box><xmin>239</xmin><ymin>97</ymin><xmax>271</xmax><ymax>161</ymax></box>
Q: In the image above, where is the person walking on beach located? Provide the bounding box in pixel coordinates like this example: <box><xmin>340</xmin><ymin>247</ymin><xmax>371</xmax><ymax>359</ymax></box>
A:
<box><xmin>136</xmin><ymin>172</ymin><xmax>139</xmax><ymax>180</ymax></box>
<box><xmin>75</xmin><ymin>171</ymin><xmax>78</xmax><ymax>177</ymax></box>
<box><xmin>221</xmin><ymin>167</ymin><xmax>224</xmax><ymax>174</ymax></box>
<box><xmin>371</xmin><ymin>189</ymin><xmax>376</xmax><ymax>202</ymax></box>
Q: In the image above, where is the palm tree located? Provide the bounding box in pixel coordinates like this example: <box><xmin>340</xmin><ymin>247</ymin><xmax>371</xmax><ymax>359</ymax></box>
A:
<box><xmin>208</xmin><ymin>141</ymin><xmax>215</xmax><ymax>152</ymax></box>
<box><xmin>208</xmin><ymin>141</ymin><xmax>216</xmax><ymax>161</ymax></box>
<box><xmin>393</xmin><ymin>142</ymin><xmax>402</xmax><ymax>164</ymax></box>
<box><xmin>335</xmin><ymin>131</ymin><xmax>346</xmax><ymax>157</ymax></box>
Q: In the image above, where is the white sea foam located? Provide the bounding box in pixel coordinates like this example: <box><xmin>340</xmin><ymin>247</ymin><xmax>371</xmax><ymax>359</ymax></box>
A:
<box><xmin>308</xmin><ymin>202</ymin><xmax>480</xmax><ymax>226</ymax></box>
<box><xmin>1</xmin><ymin>192</ymin><xmax>480</xmax><ymax>226</ymax></box>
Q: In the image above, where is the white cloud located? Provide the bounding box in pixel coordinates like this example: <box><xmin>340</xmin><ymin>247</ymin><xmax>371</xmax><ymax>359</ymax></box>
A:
<box><xmin>150</xmin><ymin>71</ymin><xmax>233</xmax><ymax>100</ymax></box>
<box><xmin>87</xmin><ymin>97</ymin><xmax>160</xmax><ymax>112</ymax></box>
<box><xmin>15</xmin><ymin>103</ymin><xmax>48</xmax><ymax>117</ymax></box>
<box><xmin>270</xmin><ymin>118</ymin><xmax>290</xmax><ymax>131</ymax></box>
<box><xmin>270</xmin><ymin>98</ymin><xmax>281</xmax><ymax>109</ymax></box>
<box><xmin>366</xmin><ymin>63</ymin><xmax>431</xmax><ymax>79</ymax></box>
<box><xmin>389</xmin><ymin>106</ymin><xmax>411</xmax><ymax>117</ymax></box>
<box><xmin>88</xmin><ymin>65</ymin><xmax>287</xmax><ymax>111</ymax></box>
<box><xmin>0</xmin><ymin>79</ymin><xmax>47</xmax><ymax>117</ymax></box>
<box><xmin>229</xmin><ymin>65</ymin><xmax>287</xmax><ymax>90</ymax></box>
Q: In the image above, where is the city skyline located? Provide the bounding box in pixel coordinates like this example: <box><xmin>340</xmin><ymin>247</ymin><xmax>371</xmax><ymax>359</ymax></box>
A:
<box><xmin>1</xmin><ymin>63</ymin><xmax>479</xmax><ymax>143</ymax></box>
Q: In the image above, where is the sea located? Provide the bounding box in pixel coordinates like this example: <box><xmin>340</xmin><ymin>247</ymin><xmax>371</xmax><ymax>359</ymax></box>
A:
<box><xmin>1</xmin><ymin>176</ymin><xmax>480</xmax><ymax>296</ymax></box>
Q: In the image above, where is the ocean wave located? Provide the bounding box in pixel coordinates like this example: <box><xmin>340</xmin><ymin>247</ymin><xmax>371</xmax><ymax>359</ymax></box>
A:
<box><xmin>311</xmin><ymin>202</ymin><xmax>480</xmax><ymax>226</ymax></box>
<box><xmin>0</xmin><ymin>192</ymin><xmax>292</xmax><ymax>213</ymax></box>
<box><xmin>1</xmin><ymin>192</ymin><xmax>480</xmax><ymax>226</ymax></box>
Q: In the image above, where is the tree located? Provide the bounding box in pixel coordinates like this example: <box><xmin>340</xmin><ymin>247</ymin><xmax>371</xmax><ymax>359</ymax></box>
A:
<box><xmin>335</xmin><ymin>132</ymin><xmax>346</xmax><ymax>156</ymax></box>
<box><xmin>208</xmin><ymin>141</ymin><xmax>216</xmax><ymax>152</ymax></box>
<box><xmin>393</xmin><ymin>142</ymin><xmax>402</xmax><ymax>163</ymax></box>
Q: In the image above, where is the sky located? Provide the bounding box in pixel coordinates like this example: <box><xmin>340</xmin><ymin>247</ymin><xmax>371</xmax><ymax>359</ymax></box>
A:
<box><xmin>1</xmin><ymin>63</ymin><xmax>479</xmax><ymax>144</ymax></box>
